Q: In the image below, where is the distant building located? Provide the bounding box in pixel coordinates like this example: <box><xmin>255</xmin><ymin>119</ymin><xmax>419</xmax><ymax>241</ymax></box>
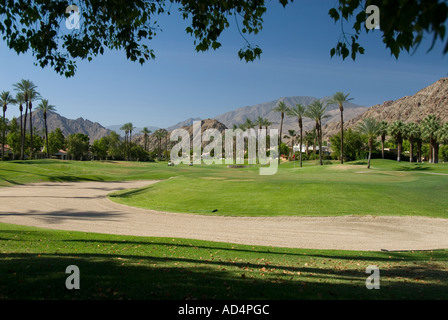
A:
<box><xmin>54</xmin><ymin>149</ymin><xmax>68</xmax><ymax>160</ymax></box>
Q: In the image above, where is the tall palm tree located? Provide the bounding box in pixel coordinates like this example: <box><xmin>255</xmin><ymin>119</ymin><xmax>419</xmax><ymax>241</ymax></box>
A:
<box><xmin>1</xmin><ymin>91</ymin><xmax>17</xmax><ymax>161</ymax></box>
<box><xmin>127</xmin><ymin>122</ymin><xmax>136</xmax><ymax>160</ymax></box>
<box><xmin>13</xmin><ymin>80</ymin><xmax>39</xmax><ymax>160</ymax></box>
<box><xmin>389</xmin><ymin>120</ymin><xmax>406</xmax><ymax>162</ymax></box>
<box><xmin>27</xmin><ymin>89</ymin><xmax>41</xmax><ymax>159</ymax></box>
<box><xmin>259</xmin><ymin>118</ymin><xmax>270</xmax><ymax>131</ymax></box>
<box><xmin>378</xmin><ymin>121</ymin><xmax>388</xmax><ymax>159</ymax></box>
<box><xmin>437</xmin><ymin>122</ymin><xmax>448</xmax><ymax>145</ymax></box>
<box><xmin>404</xmin><ymin>122</ymin><xmax>421</xmax><ymax>163</ymax></box>
<box><xmin>273</xmin><ymin>101</ymin><xmax>288</xmax><ymax>150</ymax></box>
<box><xmin>15</xmin><ymin>93</ymin><xmax>25</xmax><ymax>158</ymax></box>
<box><xmin>283</xmin><ymin>129</ymin><xmax>296</xmax><ymax>161</ymax></box>
<box><xmin>154</xmin><ymin>130</ymin><xmax>164</xmax><ymax>160</ymax></box>
<box><xmin>357</xmin><ymin>118</ymin><xmax>380</xmax><ymax>169</ymax></box>
<box><xmin>286</xmin><ymin>103</ymin><xmax>306</xmax><ymax>167</ymax></box>
<box><xmin>36</xmin><ymin>99</ymin><xmax>56</xmax><ymax>158</ymax></box>
<box><xmin>120</xmin><ymin>123</ymin><xmax>130</xmax><ymax>160</ymax></box>
<box><xmin>305</xmin><ymin>129</ymin><xmax>316</xmax><ymax>156</ymax></box>
<box><xmin>328</xmin><ymin>92</ymin><xmax>353</xmax><ymax>164</ymax></box>
<box><xmin>305</xmin><ymin>100</ymin><xmax>328</xmax><ymax>165</ymax></box>
<box><xmin>141</xmin><ymin>127</ymin><xmax>152</xmax><ymax>151</ymax></box>
<box><xmin>256</xmin><ymin>116</ymin><xmax>264</xmax><ymax>130</ymax></box>
<box><xmin>421</xmin><ymin>115</ymin><xmax>441</xmax><ymax>163</ymax></box>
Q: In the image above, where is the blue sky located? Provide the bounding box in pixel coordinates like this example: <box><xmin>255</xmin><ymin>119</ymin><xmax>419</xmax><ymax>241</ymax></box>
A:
<box><xmin>0</xmin><ymin>1</ymin><xmax>446</xmax><ymax>129</ymax></box>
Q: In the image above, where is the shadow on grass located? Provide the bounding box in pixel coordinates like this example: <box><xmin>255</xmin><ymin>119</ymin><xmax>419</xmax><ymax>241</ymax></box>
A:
<box><xmin>397</xmin><ymin>164</ymin><xmax>431</xmax><ymax>172</ymax></box>
<box><xmin>108</xmin><ymin>185</ymin><xmax>153</xmax><ymax>198</ymax></box>
<box><xmin>61</xmin><ymin>238</ymin><xmax>448</xmax><ymax>263</ymax></box>
<box><xmin>1</xmin><ymin>251</ymin><xmax>447</xmax><ymax>300</ymax></box>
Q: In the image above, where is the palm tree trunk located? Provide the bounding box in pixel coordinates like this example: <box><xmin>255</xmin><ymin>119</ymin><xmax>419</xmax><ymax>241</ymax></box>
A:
<box><xmin>317</xmin><ymin>120</ymin><xmax>323</xmax><ymax>166</ymax></box>
<box><xmin>2</xmin><ymin>108</ymin><xmax>6</xmax><ymax>161</ymax></box>
<box><xmin>417</xmin><ymin>141</ymin><xmax>422</xmax><ymax>163</ymax></box>
<box><xmin>44</xmin><ymin>114</ymin><xmax>49</xmax><ymax>158</ymax></box>
<box><xmin>434</xmin><ymin>143</ymin><xmax>439</xmax><ymax>164</ymax></box>
<box><xmin>278</xmin><ymin>114</ymin><xmax>284</xmax><ymax>164</ymax></box>
<box><xmin>409</xmin><ymin>138</ymin><xmax>414</xmax><ymax>163</ymax></box>
<box><xmin>19</xmin><ymin>108</ymin><xmax>23</xmax><ymax>159</ymax></box>
<box><xmin>22</xmin><ymin>106</ymin><xmax>28</xmax><ymax>160</ymax></box>
<box><xmin>397</xmin><ymin>139</ymin><xmax>402</xmax><ymax>162</ymax></box>
<box><xmin>429</xmin><ymin>138</ymin><xmax>434</xmax><ymax>163</ymax></box>
<box><xmin>29</xmin><ymin>105</ymin><xmax>33</xmax><ymax>159</ymax></box>
<box><xmin>299</xmin><ymin>119</ymin><xmax>303</xmax><ymax>168</ymax></box>
<box><xmin>381</xmin><ymin>135</ymin><xmax>385</xmax><ymax>159</ymax></box>
<box><xmin>367</xmin><ymin>140</ymin><xmax>373</xmax><ymax>169</ymax></box>
<box><xmin>340</xmin><ymin>107</ymin><xmax>344</xmax><ymax>164</ymax></box>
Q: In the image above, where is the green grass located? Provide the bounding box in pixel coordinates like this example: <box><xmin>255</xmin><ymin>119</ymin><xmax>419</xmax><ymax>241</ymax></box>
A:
<box><xmin>1</xmin><ymin>159</ymin><xmax>448</xmax><ymax>300</ymax></box>
<box><xmin>1</xmin><ymin>223</ymin><xmax>447</xmax><ymax>300</ymax></box>
<box><xmin>1</xmin><ymin>159</ymin><xmax>447</xmax><ymax>218</ymax></box>
<box><xmin>0</xmin><ymin>159</ymin><xmax>188</xmax><ymax>186</ymax></box>
<box><xmin>108</xmin><ymin>159</ymin><xmax>448</xmax><ymax>218</ymax></box>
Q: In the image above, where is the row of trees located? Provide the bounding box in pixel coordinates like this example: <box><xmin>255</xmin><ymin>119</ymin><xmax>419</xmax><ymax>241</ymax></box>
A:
<box><xmin>266</xmin><ymin>92</ymin><xmax>448</xmax><ymax>168</ymax></box>
<box><xmin>1</xmin><ymin>79</ymin><xmax>170</xmax><ymax>162</ymax></box>
<box><xmin>1</xmin><ymin>79</ymin><xmax>56</xmax><ymax>161</ymax></box>
<box><xmin>354</xmin><ymin>116</ymin><xmax>448</xmax><ymax>168</ymax></box>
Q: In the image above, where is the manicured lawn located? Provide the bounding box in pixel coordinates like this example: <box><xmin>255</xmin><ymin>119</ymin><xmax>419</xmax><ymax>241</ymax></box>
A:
<box><xmin>1</xmin><ymin>159</ymin><xmax>447</xmax><ymax>218</ymax></box>
<box><xmin>0</xmin><ymin>159</ymin><xmax>186</xmax><ymax>186</ymax></box>
<box><xmin>109</xmin><ymin>159</ymin><xmax>448</xmax><ymax>218</ymax></box>
<box><xmin>1</xmin><ymin>223</ymin><xmax>447</xmax><ymax>300</ymax></box>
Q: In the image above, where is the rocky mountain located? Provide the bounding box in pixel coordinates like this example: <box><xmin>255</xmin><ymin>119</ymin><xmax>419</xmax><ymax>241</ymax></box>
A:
<box><xmin>213</xmin><ymin>96</ymin><xmax>368</xmax><ymax>135</ymax></box>
<box><xmin>323</xmin><ymin>77</ymin><xmax>448</xmax><ymax>139</ymax></box>
<box><xmin>27</xmin><ymin>110</ymin><xmax>111</xmax><ymax>143</ymax></box>
<box><xmin>166</xmin><ymin>117</ymin><xmax>202</xmax><ymax>132</ymax></box>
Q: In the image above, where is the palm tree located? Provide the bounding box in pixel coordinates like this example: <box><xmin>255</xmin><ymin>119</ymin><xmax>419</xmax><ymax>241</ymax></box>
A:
<box><xmin>256</xmin><ymin>116</ymin><xmax>264</xmax><ymax>130</ymax></box>
<box><xmin>389</xmin><ymin>120</ymin><xmax>406</xmax><ymax>162</ymax></box>
<box><xmin>13</xmin><ymin>80</ymin><xmax>39</xmax><ymax>160</ymax></box>
<box><xmin>286</xmin><ymin>103</ymin><xmax>306</xmax><ymax>167</ymax></box>
<box><xmin>328</xmin><ymin>92</ymin><xmax>353</xmax><ymax>164</ymax></box>
<box><xmin>273</xmin><ymin>101</ymin><xmax>289</xmax><ymax>151</ymax></box>
<box><xmin>357</xmin><ymin>118</ymin><xmax>380</xmax><ymax>169</ymax></box>
<box><xmin>378</xmin><ymin>121</ymin><xmax>388</xmax><ymax>159</ymax></box>
<box><xmin>421</xmin><ymin>115</ymin><xmax>441</xmax><ymax>163</ymax></box>
<box><xmin>437</xmin><ymin>122</ymin><xmax>448</xmax><ymax>145</ymax></box>
<box><xmin>263</xmin><ymin>118</ymin><xmax>272</xmax><ymax>131</ymax></box>
<box><xmin>404</xmin><ymin>122</ymin><xmax>421</xmax><ymax>163</ymax></box>
<box><xmin>305</xmin><ymin>129</ymin><xmax>316</xmax><ymax>157</ymax></box>
<box><xmin>1</xmin><ymin>91</ymin><xmax>17</xmax><ymax>161</ymax></box>
<box><xmin>154</xmin><ymin>130</ymin><xmax>164</xmax><ymax>160</ymax></box>
<box><xmin>27</xmin><ymin>89</ymin><xmax>41</xmax><ymax>159</ymax></box>
<box><xmin>120</xmin><ymin>123</ymin><xmax>130</xmax><ymax>160</ymax></box>
<box><xmin>141</xmin><ymin>127</ymin><xmax>152</xmax><ymax>151</ymax></box>
<box><xmin>305</xmin><ymin>100</ymin><xmax>328</xmax><ymax>165</ymax></box>
<box><xmin>283</xmin><ymin>129</ymin><xmax>296</xmax><ymax>161</ymax></box>
<box><xmin>15</xmin><ymin>93</ymin><xmax>25</xmax><ymax>157</ymax></box>
<box><xmin>36</xmin><ymin>99</ymin><xmax>56</xmax><ymax>158</ymax></box>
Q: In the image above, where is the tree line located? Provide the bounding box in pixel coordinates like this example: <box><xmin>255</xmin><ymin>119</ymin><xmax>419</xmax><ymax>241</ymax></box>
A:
<box><xmin>274</xmin><ymin>95</ymin><xmax>448</xmax><ymax>168</ymax></box>
<box><xmin>0</xmin><ymin>79</ymin><xmax>168</xmax><ymax>162</ymax></box>
<box><xmin>236</xmin><ymin>92</ymin><xmax>448</xmax><ymax>169</ymax></box>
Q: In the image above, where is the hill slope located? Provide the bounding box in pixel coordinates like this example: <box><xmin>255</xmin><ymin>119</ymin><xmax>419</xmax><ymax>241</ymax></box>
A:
<box><xmin>28</xmin><ymin>110</ymin><xmax>111</xmax><ymax>142</ymax></box>
<box><xmin>324</xmin><ymin>77</ymin><xmax>448</xmax><ymax>138</ymax></box>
